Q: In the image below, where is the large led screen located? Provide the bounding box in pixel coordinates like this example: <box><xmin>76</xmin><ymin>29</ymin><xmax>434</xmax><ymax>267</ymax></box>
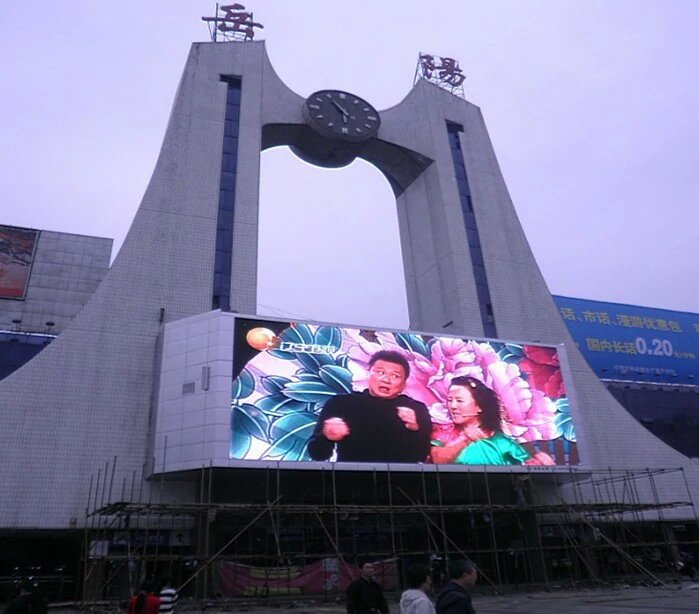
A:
<box><xmin>0</xmin><ymin>225</ymin><xmax>39</xmax><ymax>299</ymax></box>
<box><xmin>231</xmin><ymin>317</ymin><xmax>579</xmax><ymax>467</ymax></box>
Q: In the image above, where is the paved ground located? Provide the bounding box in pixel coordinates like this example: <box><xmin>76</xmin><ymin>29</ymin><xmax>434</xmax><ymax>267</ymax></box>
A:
<box><xmin>213</xmin><ymin>584</ymin><xmax>699</xmax><ymax>613</ymax></box>
<box><xmin>47</xmin><ymin>583</ymin><xmax>699</xmax><ymax>613</ymax></box>
<box><xmin>235</xmin><ymin>585</ymin><xmax>697</xmax><ymax>613</ymax></box>
<box><xmin>465</xmin><ymin>584</ymin><xmax>699</xmax><ymax>613</ymax></box>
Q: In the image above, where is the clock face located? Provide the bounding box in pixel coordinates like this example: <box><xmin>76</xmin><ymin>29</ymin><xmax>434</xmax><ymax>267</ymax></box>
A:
<box><xmin>304</xmin><ymin>90</ymin><xmax>380</xmax><ymax>142</ymax></box>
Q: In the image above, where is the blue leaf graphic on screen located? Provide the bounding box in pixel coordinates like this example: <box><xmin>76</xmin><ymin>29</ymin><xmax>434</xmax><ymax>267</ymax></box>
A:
<box><xmin>261</xmin><ymin>375</ymin><xmax>292</xmax><ymax>394</ymax></box>
<box><xmin>314</xmin><ymin>325</ymin><xmax>342</xmax><ymax>349</ymax></box>
<box><xmin>232</xmin><ymin>368</ymin><xmax>255</xmax><ymax>399</ymax></box>
<box><xmin>296</xmin><ymin>350</ymin><xmax>336</xmax><ymax>373</ymax></box>
<box><xmin>337</xmin><ymin>354</ymin><xmax>350</xmax><ymax>369</ymax></box>
<box><xmin>288</xmin><ymin>323</ymin><xmax>315</xmax><ymax>343</ymax></box>
<box><xmin>264</xmin><ymin>430</ymin><xmax>314</xmax><ymax>460</ymax></box>
<box><xmin>282</xmin><ymin>380</ymin><xmax>337</xmax><ymax>404</ymax></box>
<box><xmin>269</xmin><ymin>411</ymin><xmax>316</xmax><ymax>440</ymax></box>
<box><xmin>278</xmin><ymin>323</ymin><xmax>315</xmax><ymax>345</ymax></box>
<box><xmin>230</xmin><ymin>428</ymin><xmax>251</xmax><ymax>459</ymax></box>
<box><xmin>498</xmin><ymin>343</ymin><xmax>524</xmax><ymax>362</ymax></box>
<box><xmin>394</xmin><ymin>333</ymin><xmax>430</xmax><ymax>357</ymax></box>
<box><xmin>297</xmin><ymin>371</ymin><xmax>322</xmax><ymax>382</ymax></box>
<box><xmin>289</xmin><ymin>440</ymin><xmax>312</xmax><ymax>462</ymax></box>
<box><xmin>263</xmin><ymin>412</ymin><xmax>317</xmax><ymax>458</ymax></box>
<box><xmin>553</xmin><ymin>398</ymin><xmax>576</xmax><ymax>442</ymax></box>
<box><xmin>230</xmin><ymin>405</ymin><xmax>266</xmax><ymax>459</ymax></box>
<box><xmin>256</xmin><ymin>394</ymin><xmax>308</xmax><ymax>415</ymax></box>
<box><xmin>232</xmin><ymin>403</ymin><xmax>270</xmax><ymax>442</ymax></box>
<box><xmin>318</xmin><ymin>365</ymin><xmax>353</xmax><ymax>393</ymax></box>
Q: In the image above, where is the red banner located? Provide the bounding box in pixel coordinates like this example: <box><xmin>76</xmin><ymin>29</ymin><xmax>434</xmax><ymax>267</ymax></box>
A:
<box><xmin>218</xmin><ymin>558</ymin><xmax>397</xmax><ymax>597</ymax></box>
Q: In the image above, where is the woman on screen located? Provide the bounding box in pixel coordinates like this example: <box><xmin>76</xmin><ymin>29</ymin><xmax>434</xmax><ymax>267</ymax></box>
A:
<box><xmin>431</xmin><ymin>376</ymin><xmax>549</xmax><ymax>465</ymax></box>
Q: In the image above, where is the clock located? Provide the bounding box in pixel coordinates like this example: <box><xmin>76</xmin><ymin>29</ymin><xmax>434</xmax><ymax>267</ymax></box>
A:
<box><xmin>303</xmin><ymin>90</ymin><xmax>381</xmax><ymax>142</ymax></box>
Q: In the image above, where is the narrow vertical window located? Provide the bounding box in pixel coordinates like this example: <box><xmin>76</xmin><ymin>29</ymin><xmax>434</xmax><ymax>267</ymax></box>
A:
<box><xmin>213</xmin><ymin>76</ymin><xmax>242</xmax><ymax>311</ymax></box>
<box><xmin>446</xmin><ymin>121</ymin><xmax>497</xmax><ymax>337</ymax></box>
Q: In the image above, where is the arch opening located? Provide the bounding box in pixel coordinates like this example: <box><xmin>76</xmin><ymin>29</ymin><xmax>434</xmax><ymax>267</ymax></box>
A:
<box><xmin>257</xmin><ymin>146</ymin><xmax>409</xmax><ymax>329</ymax></box>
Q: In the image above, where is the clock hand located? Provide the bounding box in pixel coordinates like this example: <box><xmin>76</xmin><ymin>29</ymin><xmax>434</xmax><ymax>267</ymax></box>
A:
<box><xmin>331</xmin><ymin>100</ymin><xmax>350</xmax><ymax>116</ymax></box>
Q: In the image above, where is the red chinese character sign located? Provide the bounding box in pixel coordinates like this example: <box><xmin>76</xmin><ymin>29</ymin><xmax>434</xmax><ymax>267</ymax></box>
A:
<box><xmin>415</xmin><ymin>53</ymin><xmax>466</xmax><ymax>98</ymax></box>
<box><xmin>202</xmin><ymin>3</ymin><xmax>264</xmax><ymax>42</ymax></box>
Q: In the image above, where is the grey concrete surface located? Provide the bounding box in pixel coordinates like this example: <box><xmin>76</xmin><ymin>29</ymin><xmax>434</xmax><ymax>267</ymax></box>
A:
<box><xmin>204</xmin><ymin>584</ymin><xmax>699</xmax><ymax>612</ymax></box>
<box><xmin>48</xmin><ymin>583</ymin><xmax>699</xmax><ymax>613</ymax></box>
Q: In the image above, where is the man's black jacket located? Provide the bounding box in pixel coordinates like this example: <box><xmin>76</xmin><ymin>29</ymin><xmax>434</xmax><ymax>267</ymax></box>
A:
<box><xmin>346</xmin><ymin>576</ymin><xmax>389</xmax><ymax>614</ymax></box>
<box><xmin>435</xmin><ymin>581</ymin><xmax>475</xmax><ymax>614</ymax></box>
<box><xmin>307</xmin><ymin>390</ymin><xmax>431</xmax><ymax>462</ymax></box>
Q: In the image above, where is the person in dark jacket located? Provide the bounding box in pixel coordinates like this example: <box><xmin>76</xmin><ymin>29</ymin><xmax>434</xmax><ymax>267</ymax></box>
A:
<box><xmin>308</xmin><ymin>350</ymin><xmax>432</xmax><ymax>463</ymax></box>
<box><xmin>435</xmin><ymin>559</ymin><xmax>477</xmax><ymax>614</ymax></box>
<box><xmin>346</xmin><ymin>561</ymin><xmax>389</xmax><ymax>614</ymax></box>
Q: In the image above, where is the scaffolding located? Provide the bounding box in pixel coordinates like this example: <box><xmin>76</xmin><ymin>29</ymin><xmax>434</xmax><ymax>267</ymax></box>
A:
<box><xmin>81</xmin><ymin>465</ymin><xmax>699</xmax><ymax>604</ymax></box>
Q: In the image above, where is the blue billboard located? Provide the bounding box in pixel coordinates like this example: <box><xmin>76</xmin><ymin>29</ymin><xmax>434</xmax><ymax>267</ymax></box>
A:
<box><xmin>553</xmin><ymin>296</ymin><xmax>699</xmax><ymax>385</ymax></box>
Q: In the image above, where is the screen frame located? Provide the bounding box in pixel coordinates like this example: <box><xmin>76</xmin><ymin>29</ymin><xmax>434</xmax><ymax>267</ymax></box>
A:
<box><xmin>227</xmin><ymin>313</ymin><xmax>587</xmax><ymax>474</ymax></box>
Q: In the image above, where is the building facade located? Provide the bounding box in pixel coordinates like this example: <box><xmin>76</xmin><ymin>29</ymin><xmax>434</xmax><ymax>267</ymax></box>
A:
<box><xmin>0</xmin><ymin>226</ymin><xmax>112</xmax><ymax>380</ymax></box>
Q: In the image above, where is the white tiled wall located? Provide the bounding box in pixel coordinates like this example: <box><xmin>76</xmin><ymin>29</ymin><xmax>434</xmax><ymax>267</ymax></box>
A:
<box><xmin>154</xmin><ymin>310</ymin><xmax>233</xmax><ymax>473</ymax></box>
<box><xmin>0</xmin><ymin>230</ymin><xmax>112</xmax><ymax>333</ymax></box>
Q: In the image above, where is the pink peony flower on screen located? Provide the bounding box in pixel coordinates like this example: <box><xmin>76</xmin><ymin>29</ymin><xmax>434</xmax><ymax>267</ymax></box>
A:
<box><xmin>502</xmin><ymin>390</ymin><xmax>559</xmax><ymax>441</ymax></box>
<box><xmin>486</xmin><ymin>361</ymin><xmax>558</xmax><ymax>442</ymax></box>
<box><xmin>406</xmin><ymin>338</ymin><xmax>488</xmax><ymax>409</ymax></box>
<box><xmin>519</xmin><ymin>345</ymin><xmax>566</xmax><ymax>399</ymax></box>
<box><xmin>341</xmin><ymin>330</ymin><xmax>559</xmax><ymax>443</ymax></box>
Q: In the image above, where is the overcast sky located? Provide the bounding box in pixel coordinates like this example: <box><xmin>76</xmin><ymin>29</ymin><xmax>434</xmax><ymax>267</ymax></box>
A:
<box><xmin>1</xmin><ymin>1</ymin><xmax>697</xmax><ymax>330</ymax></box>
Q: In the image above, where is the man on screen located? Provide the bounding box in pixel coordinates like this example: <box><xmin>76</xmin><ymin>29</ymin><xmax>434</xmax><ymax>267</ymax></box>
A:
<box><xmin>307</xmin><ymin>350</ymin><xmax>432</xmax><ymax>463</ymax></box>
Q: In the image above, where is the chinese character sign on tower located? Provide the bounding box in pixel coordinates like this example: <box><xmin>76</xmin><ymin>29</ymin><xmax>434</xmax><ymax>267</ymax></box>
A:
<box><xmin>415</xmin><ymin>53</ymin><xmax>466</xmax><ymax>98</ymax></box>
<box><xmin>202</xmin><ymin>3</ymin><xmax>264</xmax><ymax>42</ymax></box>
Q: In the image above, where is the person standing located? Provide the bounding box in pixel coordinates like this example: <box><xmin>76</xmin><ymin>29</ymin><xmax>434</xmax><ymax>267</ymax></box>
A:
<box><xmin>431</xmin><ymin>377</ymin><xmax>554</xmax><ymax>466</ymax></box>
<box><xmin>400</xmin><ymin>565</ymin><xmax>435</xmax><ymax>614</ymax></box>
<box><xmin>158</xmin><ymin>577</ymin><xmax>178</xmax><ymax>614</ymax></box>
<box><xmin>346</xmin><ymin>561</ymin><xmax>389</xmax><ymax>614</ymax></box>
<box><xmin>435</xmin><ymin>559</ymin><xmax>477</xmax><ymax>614</ymax></box>
<box><xmin>127</xmin><ymin>581</ymin><xmax>161</xmax><ymax>614</ymax></box>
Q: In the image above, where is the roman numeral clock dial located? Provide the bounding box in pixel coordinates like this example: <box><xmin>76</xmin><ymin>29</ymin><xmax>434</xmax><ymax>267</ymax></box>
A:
<box><xmin>303</xmin><ymin>90</ymin><xmax>381</xmax><ymax>143</ymax></box>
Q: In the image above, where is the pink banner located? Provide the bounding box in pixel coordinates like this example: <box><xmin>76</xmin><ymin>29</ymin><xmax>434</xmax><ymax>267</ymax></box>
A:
<box><xmin>218</xmin><ymin>558</ymin><xmax>397</xmax><ymax>597</ymax></box>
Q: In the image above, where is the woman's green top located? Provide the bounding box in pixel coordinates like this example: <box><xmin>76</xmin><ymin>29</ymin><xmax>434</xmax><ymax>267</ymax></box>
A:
<box><xmin>454</xmin><ymin>432</ymin><xmax>530</xmax><ymax>465</ymax></box>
